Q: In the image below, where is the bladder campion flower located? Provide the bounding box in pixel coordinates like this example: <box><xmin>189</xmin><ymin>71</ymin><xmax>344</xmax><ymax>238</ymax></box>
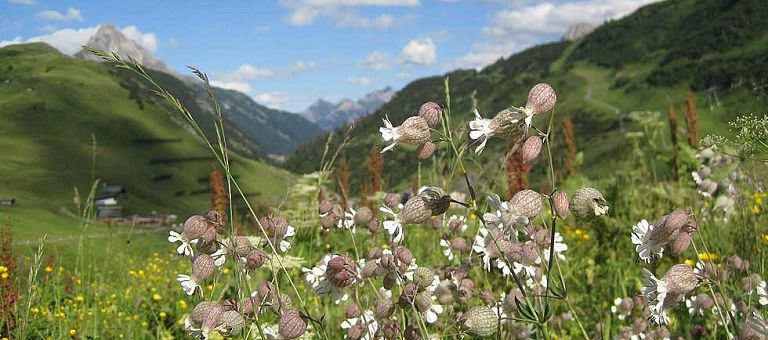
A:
<box><xmin>379</xmin><ymin>115</ymin><xmax>430</xmax><ymax>152</ymax></box>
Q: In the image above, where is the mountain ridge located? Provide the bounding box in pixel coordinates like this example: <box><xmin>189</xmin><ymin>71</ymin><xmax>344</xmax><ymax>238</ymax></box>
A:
<box><xmin>301</xmin><ymin>87</ymin><xmax>396</xmax><ymax>130</ymax></box>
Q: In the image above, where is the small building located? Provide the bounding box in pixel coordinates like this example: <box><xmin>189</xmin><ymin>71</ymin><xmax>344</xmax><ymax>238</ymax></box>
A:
<box><xmin>0</xmin><ymin>198</ymin><xmax>15</xmax><ymax>206</ymax></box>
<box><xmin>96</xmin><ymin>184</ymin><xmax>126</xmax><ymax>218</ymax></box>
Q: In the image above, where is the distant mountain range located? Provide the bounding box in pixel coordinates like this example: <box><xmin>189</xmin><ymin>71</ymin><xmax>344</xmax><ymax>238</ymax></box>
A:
<box><xmin>301</xmin><ymin>87</ymin><xmax>396</xmax><ymax>130</ymax></box>
<box><xmin>72</xmin><ymin>24</ymin><xmax>324</xmax><ymax>159</ymax></box>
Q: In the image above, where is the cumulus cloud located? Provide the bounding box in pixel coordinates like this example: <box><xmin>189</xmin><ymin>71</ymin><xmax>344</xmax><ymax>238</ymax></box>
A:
<box><xmin>211</xmin><ymin>60</ymin><xmax>317</xmax><ymax>98</ymax></box>
<box><xmin>360</xmin><ymin>51</ymin><xmax>390</xmax><ymax>70</ymax></box>
<box><xmin>347</xmin><ymin>76</ymin><xmax>372</xmax><ymax>85</ymax></box>
<box><xmin>279</xmin><ymin>0</ymin><xmax>417</xmax><ymax>28</ymax></box>
<box><xmin>400</xmin><ymin>37</ymin><xmax>436</xmax><ymax>65</ymax></box>
<box><xmin>483</xmin><ymin>0</ymin><xmax>659</xmax><ymax>36</ymax></box>
<box><xmin>254</xmin><ymin>92</ymin><xmax>289</xmax><ymax>109</ymax></box>
<box><xmin>37</xmin><ymin>8</ymin><xmax>83</xmax><ymax>22</ymax></box>
<box><xmin>0</xmin><ymin>25</ymin><xmax>158</xmax><ymax>55</ymax></box>
<box><xmin>210</xmin><ymin>80</ymin><xmax>253</xmax><ymax>94</ymax></box>
<box><xmin>8</xmin><ymin>0</ymin><xmax>36</xmax><ymax>5</ymax></box>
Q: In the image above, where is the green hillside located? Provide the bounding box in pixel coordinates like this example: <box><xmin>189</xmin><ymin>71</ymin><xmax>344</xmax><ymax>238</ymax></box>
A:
<box><xmin>0</xmin><ymin>43</ymin><xmax>293</xmax><ymax>240</ymax></box>
<box><xmin>285</xmin><ymin>0</ymin><xmax>768</xmax><ymax>192</ymax></box>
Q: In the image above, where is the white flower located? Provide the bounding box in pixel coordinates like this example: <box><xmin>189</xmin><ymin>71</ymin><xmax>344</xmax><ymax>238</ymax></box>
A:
<box><xmin>211</xmin><ymin>247</ymin><xmax>227</xmax><ymax>267</ymax></box>
<box><xmin>611</xmin><ymin>297</ymin><xmax>630</xmax><ymax>320</ymax></box>
<box><xmin>176</xmin><ymin>274</ymin><xmax>200</xmax><ymax>296</ymax></box>
<box><xmin>183</xmin><ymin>317</ymin><xmax>203</xmax><ymax>338</ymax></box>
<box><xmin>755</xmin><ymin>280</ymin><xmax>767</xmax><ymax>306</ymax></box>
<box><xmin>642</xmin><ymin>269</ymin><xmax>669</xmax><ymax>325</ymax></box>
<box><xmin>341</xmin><ymin>310</ymin><xmax>378</xmax><ymax>340</ymax></box>
<box><xmin>685</xmin><ymin>296</ymin><xmax>705</xmax><ymax>316</ymax></box>
<box><xmin>379</xmin><ymin>115</ymin><xmax>399</xmax><ymax>152</ymax></box>
<box><xmin>168</xmin><ymin>230</ymin><xmax>198</xmax><ymax>257</ymax></box>
<box><xmin>380</xmin><ymin>206</ymin><xmax>404</xmax><ymax>243</ymax></box>
<box><xmin>301</xmin><ymin>254</ymin><xmax>349</xmax><ymax>304</ymax></box>
<box><xmin>279</xmin><ymin>225</ymin><xmax>296</xmax><ymax>252</ymax></box>
<box><xmin>422</xmin><ymin>296</ymin><xmax>443</xmax><ymax>324</ymax></box>
<box><xmin>440</xmin><ymin>239</ymin><xmax>454</xmax><ymax>261</ymax></box>
<box><xmin>447</xmin><ymin>215</ymin><xmax>467</xmax><ymax>232</ymax></box>
<box><xmin>337</xmin><ymin>208</ymin><xmax>357</xmax><ymax>234</ymax></box>
<box><xmin>542</xmin><ymin>232</ymin><xmax>568</xmax><ymax>262</ymax></box>
<box><xmin>469</xmin><ymin>108</ymin><xmax>493</xmax><ymax>154</ymax></box>
<box><xmin>472</xmin><ymin>227</ymin><xmax>492</xmax><ymax>271</ymax></box>
<box><xmin>631</xmin><ymin>219</ymin><xmax>663</xmax><ymax>263</ymax></box>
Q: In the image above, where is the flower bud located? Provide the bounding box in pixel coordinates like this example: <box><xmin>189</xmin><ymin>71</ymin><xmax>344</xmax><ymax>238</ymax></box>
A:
<box><xmin>521</xmin><ymin>136</ymin><xmax>543</xmax><ymax>164</ymax></box>
<box><xmin>220</xmin><ymin>310</ymin><xmax>244</xmax><ymax>336</ymax></box>
<box><xmin>321</xmin><ymin>214</ymin><xmax>337</xmax><ymax>229</ymax></box>
<box><xmin>244</xmin><ymin>249</ymin><xmax>266</xmax><ymax>270</ymax></box>
<box><xmin>414</xmin><ymin>291</ymin><xmax>432</xmax><ymax>312</ymax></box>
<box><xmin>262</xmin><ymin>216</ymin><xmax>289</xmax><ymax>239</ymax></box>
<box><xmin>489</xmin><ymin>108</ymin><xmax>527</xmax><ymax>140</ymax></box>
<box><xmin>191</xmin><ymin>254</ymin><xmax>216</xmax><ymax>282</ymax></box>
<box><xmin>183</xmin><ymin>215</ymin><xmax>209</xmax><ymax>240</ymax></box>
<box><xmin>509</xmin><ymin>190</ymin><xmax>543</xmax><ymax>219</ymax></box>
<box><xmin>380</xmin><ymin>320</ymin><xmax>401</xmax><ymax>339</ymax></box>
<box><xmin>318</xmin><ymin>199</ymin><xmax>333</xmax><ymax>215</ymax></box>
<box><xmin>553</xmin><ymin>191</ymin><xmax>569</xmax><ymax>219</ymax></box>
<box><xmin>383</xmin><ymin>272</ymin><xmax>397</xmax><ymax>290</ymax></box>
<box><xmin>201</xmin><ymin>303</ymin><xmax>224</xmax><ymax>334</ymax></box>
<box><xmin>229</xmin><ymin>236</ymin><xmax>252</xmax><ymax>257</ymax></box>
<box><xmin>570</xmin><ymin>187</ymin><xmax>609</xmax><ymax>221</ymax></box>
<box><xmin>394</xmin><ymin>246</ymin><xmax>414</xmax><ymax>266</ymax></box>
<box><xmin>418</xmin><ymin>101</ymin><xmax>442</xmax><ymax>128</ymax></box>
<box><xmin>205</xmin><ymin>210</ymin><xmax>224</xmax><ymax>227</ymax></box>
<box><xmin>525</xmin><ymin>83</ymin><xmax>557</xmax><ymax>115</ymax></box>
<box><xmin>192</xmin><ymin>301</ymin><xmax>218</xmax><ymax>323</ymax></box>
<box><xmin>400</xmin><ymin>196</ymin><xmax>432</xmax><ymax>225</ymax></box>
<box><xmin>413</xmin><ymin>267</ymin><xmax>435</xmax><ymax>290</ymax></box>
<box><xmin>383</xmin><ymin>193</ymin><xmax>401</xmax><ymax>209</ymax></box>
<box><xmin>375</xmin><ymin>298</ymin><xmax>395</xmax><ymax>318</ymax></box>
<box><xmin>368</xmin><ymin>218</ymin><xmax>380</xmax><ymax>234</ymax></box>
<box><xmin>663</xmin><ymin>264</ymin><xmax>699</xmax><ymax>298</ymax></box>
<box><xmin>346</xmin><ymin>303</ymin><xmax>362</xmax><ymax>319</ymax></box>
<box><xmin>326</xmin><ymin>255</ymin><xmax>357</xmax><ymax>287</ymax></box>
<box><xmin>670</xmin><ymin>232</ymin><xmax>691</xmax><ymax>256</ymax></box>
<box><xmin>416</xmin><ymin>141</ymin><xmax>436</xmax><ymax>160</ymax></box>
<box><xmin>460</xmin><ymin>306</ymin><xmax>498</xmax><ymax>337</ymax></box>
<box><xmin>279</xmin><ymin>309</ymin><xmax>307</xmax><ymax>339</ymax></box>
<box><xmin>353</xmin><ymin>207</ymin><xmax>373</xmax><ymax>226</ymax></box>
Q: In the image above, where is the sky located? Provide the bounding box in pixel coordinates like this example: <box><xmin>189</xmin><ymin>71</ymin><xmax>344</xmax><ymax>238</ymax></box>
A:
<box><xmin>1</xmin><ymin>0</ymin><xmax>658</xmax><ymax>112</ymax></box>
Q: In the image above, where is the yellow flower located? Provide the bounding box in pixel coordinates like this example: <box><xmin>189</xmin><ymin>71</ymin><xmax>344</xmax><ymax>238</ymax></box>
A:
<box><xmin>152</xmin><ymin>294</ymin><xmax>162</xmax><ymax>302</ymax></box>
<box><xmin>0</xmin><ymin>265</ymin><xmax>7</xmax><ymax>272</ymax></box>
<box><xmin>684</xmin><ymin>259</ymin><xmax>696</xmax><ymax>267</ymax></box>
<box><xmin>141</xmin><ymin>321</ymin><xmax>148</xmax><ymax>328</ymax></box>
<box><xmin>30</xmin><ymin>307</ymin><xmax>39</xmax><ymax>314</ymax></box>
<box><xmin>469</xmin><ymin>213</ymin><xmax>478</xmax><ymax>220</ymax></box>
<box><xmin>75</xmin><ymin>295</ymin><xmax>84</xmax><ymax>303</ymax></box>
<box><xmin>68</xmin><ymin>329</ymin><xmax>77</xmax><ymax>336</ymax></box>
<box><xmin>178</xmin><ymin>300</ymin><xmax>188</xmax><ymax>309</ymax></box>
<box><xmin>159</xmin><ymin>311</ymin><xmax>167</xmax><ymax>319</ymax></box>
<box><xmin>753</xmin><ymin>205</ymin><xmax>761</xmax><ymax>215</ymax></box>
<box><xmin>44</xmin><ymin>266</ymin><xmax>53</xmax><ymax>273</ymax></box>
<box><xmin>698</xmin><ymin>252</ymin><xmax>718</xmax><ymax>262</ymax></box>
<box><xmin>761</xmin><ymin>234</ymin><xmax>768</xmax><ymax>245</ymax></box>
<box><xmin>222</xmin><ymin>268</ymin><xmax>230</xmax><ymax>274</ymax></box>
<box><xmin>325</xmin><ymin>243</ymin><xmax>331</xmax><ymax>250</ymax></box>
<box><xmin>581</xmin><ymin>233</ymin><xmax>591</xmax><ymax>241</ymax></box>
<box><xmin>206</xmin><ymin>284</ymin><xmax>214</xmax><ymax>292</ymax></box>
<box><xmin>1</xmin><ymin>272</ymin><xmax>8</xmax><ymax>279</ymax></box>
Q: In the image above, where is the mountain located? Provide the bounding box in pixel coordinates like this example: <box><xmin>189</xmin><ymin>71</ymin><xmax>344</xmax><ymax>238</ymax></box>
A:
<box><xmin>0</xmin><ymin>43</ymin><xmax>293</xmax><ymax>234</ymax></box>
<box><xmin>285</xmin><ymin>0</ymin><xmax>768</xmax><ymax>193</ymax></box>
<box><xmin>75</xmin><ymin>24</ymin><xmax>177</xmax><ymax>76</ymax></box>
<box><xmin>562</xmin><ymin>23</ymin><xmax>596</xmax><ymax>41</ymax></box>
<box><xmin>301</xmin><ymin>87</ymin><xmax>396</xmax><ymax>130</ymax></box>
<box><xmin>73</xmin><ymin>24</ymin><xmax>324</xmax><ymax>158</ymax></box>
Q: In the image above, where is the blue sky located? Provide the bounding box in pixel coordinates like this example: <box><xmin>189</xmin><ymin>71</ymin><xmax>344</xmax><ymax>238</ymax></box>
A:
<box><xmin>1</xmin><ymin>0</ymin><xmax>657</xmax><ymax>112</ymax></box>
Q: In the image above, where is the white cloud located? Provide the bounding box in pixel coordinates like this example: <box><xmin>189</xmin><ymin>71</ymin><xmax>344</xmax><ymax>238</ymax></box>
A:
<box><xmin>279</xmin><ymin>0</ymin><xmax>417</xmax><ymax>28</ymax></box>
<box><xmin>120</xmin><ymin>26</ymin><xmax>158</xmax><ymax>53</ymax></box>
<box><xmin>347</xmin><ymin>76</ymin><xmax>372</xmax><ymax>85</ymax></box>
<box><xmin>38</xmin><ymin>25</ymin><xmax>58</xmax><ymax>33</ymax></box>
<box><xmin>0</xmin><ymin>25</ymin><xmax>159</xmax><ymax>55</ymax></box>
<box><xmin>0</xmin><ymin>37</ymin><xmax>23</xmax><ymax>48</ymax></box>
<box><xmin>395</xmin><ymin>72</ymin><xmax>411</xmax><ymax>79</ymax></box>
<box><xmin>219</xmin><ymin>64</ymin><xmax>275</xmax><ymax>82</ymax></box>
<box><xmin>447</xmin><ymin>41</ymin><xmax>526</xmax><ymax>70</ymax></box>
<box><xmin>360</xmin><ymin>51</ymin><xmax>390</xmax><ymax>70</ymax></box>
<box><xmin>8</xmin><ymin>0</ymin><xmax>36</xmax><ymax>5</ymax></box>
<box><xmin>400</xmin><ymin>37</ymin><xmax>436</xmax><ymax>65</ymax></box>
<box><xmin>484</xmin><ymin>0</ymin><xmax>658</xmax><ymax>36</ymax></box>
<box><xmin>210</xmin><ymin>80</ymin><xmax>253</xmax><ymax>94</ymax></box>
<box><xmin>37</xmin><ymin>8</ymin><xmax>83</xmax><ymax>22</ymax></box>
<box><xmin>254</xmin><ymin>92</ymin><xmax>289</xmax><ymax>109</ymax></box>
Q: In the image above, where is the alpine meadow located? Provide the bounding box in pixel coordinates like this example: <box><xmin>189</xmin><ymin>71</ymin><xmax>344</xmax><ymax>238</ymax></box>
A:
<box><xmin>0</xmin><ymin>0</ymin><xmax>767</xmax><ymax>339</ymax></box>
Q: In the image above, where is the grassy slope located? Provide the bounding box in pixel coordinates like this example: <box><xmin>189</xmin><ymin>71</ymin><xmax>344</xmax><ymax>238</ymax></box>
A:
<box><xmin>0</xmin><ymin>43</ymin><xmax>292</xmax><ymax>242</ymax></box>
<box><xmin>285</xmin><ymin>0</ymin><xmax>768</xmax><ymax>193</ymax></box>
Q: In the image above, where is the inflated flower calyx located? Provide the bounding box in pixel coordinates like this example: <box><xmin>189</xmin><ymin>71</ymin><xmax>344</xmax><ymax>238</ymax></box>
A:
<box><xmin>380</xmin><ymin>116</ymin><xmax>431</xmax><ymax>152</ymax></box>
<box><xmin>353</xmin><ymin>207</ymin><xmax>373</xmax><ymax>226</ymax></box>
<box><xmin>418</xmin><ymin>101</ymin><xmax>443</xmax><ymax>128</ymax></box>
<box><xmin>201</xmin><ymin>303</ymin><xmax>225</xmax><ymax>335</ymax></box>
<box><xmin>182</xmin><ymin>215</ymin><xmax>209</xmax><ymax>240</ymax></box>
<box><xmin>570</xmin><ymin>187</ymin><xmax>609</xmax><ymax>221</ymax></box>
<box><xmin>326</xmin><ymin>255</ymin><xmax>357</xmax><ymax>287</ymax></box>
<box><xmin>412</xmin><ymin>267</ymin><xmax>435</xmax><ymax>290</ymax></box>
<box><xmin>318</xmin><ymin>199</ymin><xmax>332</xmax><ymax>215</ymax></box>
<box><xmin>375</xmin><ymin>298</ymin><xmax>396</xmax><ymax>318</ymax></box>
<box><xmin>459</xmin><ymin>306</ymin><xmax>498</xmax><ymax>337</ymax></box>
<box><xmin>205</xmin><ymin>210</ymin><xmax>224</xmax><ymax>228</ymax></box>
<box><xmin>191</xmin><ymin>254</ymin><xmax>216</xmax><ymax>282</ymax></box>
<box><xmin>229</xmin><ymin>236</ymin><xmax>252</xmax><ymax>257</ymax></box>
<box><xmin>553</xmin><ymin>191</ymin><xmax>569</xmax><ymax>219</ymax></box>
<box><xmin>670</xmin><ymin>232</ymin><xmax>692</xmax><ymax>256</ymax></box>
<box><xmin>525</xmin><ymin>83</ymin><xmax>557</xmax><ymax>115</ymax></box>
<box><xmin>509</xmin><ymin>189</ymin><xmax>543</xmax><ymax>218</ymax></box>
<box><xmin>399</xmin><ymin>196</ymin><xmax>432</xmax><ymax>225</ymax></box>
<box><xmin>380</xmin><ymin>320</ymin><xmax>401</xmax><ymax>339</ymax></box>
<box><xmin>383</xmin><ymin>193</ymin><xmax>401</xmax><ymax>209</ymax></box>
<box><xmin>279</xmin><ymin>309</ymin><xmax>307</xmax><ymax>339</ymax></box>
<box><xmin>489</xmin><ymin>108</ymin><xmax>528</xmax><ymax>141</ymax></box>
<box><xmin>662</xmin><ymin>264</ymin><xmax>700</xmax><ymax>300</ymax></box>
<box><xmin>414</xmin><ymin>291</ymin><xmax>432</xmax><ymax>312</ymax></box>
<box><xmin>521</xmin><ymin>136</ymin><xmax>543</xmax><ymax>164</ymax></box>
<box><xmin>345</xmin><ymin>303</ymin><xmax>362</xmax><ymax>319</ymax></box>
<box><xmin>243</xmin><ymin>249</ymin><xmax>266</xmax><ymax>270</ymax></box>
<box><xmin>398</xmin><ymin>282</ymin><xmax>418</xmax><ymax>308</ymax></box>
<box><xmin>418</xmin><ymin>187</ymin><xmax>470</xmax><ymax>216</ymax></box>
<box><xmin>416</xmin><ymin>140</ymin><xmax>436</xmax><ymax>160</ymax></box>
<box><xmin>219</xmin><ymin>310</ymin><xmax>244</xmax><ymax>336</ymax></box>
<box><xmin>191</xmin><ymin>301</ymin><xmax>219</xmax><ymax>323</ymax></box>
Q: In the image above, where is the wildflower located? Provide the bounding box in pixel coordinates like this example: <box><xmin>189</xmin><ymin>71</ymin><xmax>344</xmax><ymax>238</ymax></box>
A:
<box><xmin>279</xmin><ymin>309</ymin><xmax>307</xmax><ymax>339</ymax></box>
<box><xmin>177</xmin><ymin>254</ymin><xmax>216</xmax><ymax>296</ymax></box>
<box><xmin>379</xmin><ymin>115</ymin><xmax>430</xmax><ymax>152</ymax></box>
<box><xmin>469</xmin><ymin>107</ymin><xmax>528</xmax><ymax>154</ymax></box>
<box><xmin>459</xmin><ymin>306</ymin><xmax>498</xmax><ymax>337</ymax></box>
<box><xmin>685</xmin><ymin>293</ymin><xmax>714</xmax><ymax>315</ymax></box>
<box><xmin>447</xmin><ymin>215</ymin><xmax>467</xmax><ymax>233</ymax></box>
<box><xmin>611</xmin><ymin>297</ymin><xmax>634</xmax><ymax>320</ymax></box>
<box><xmin>509</xmin><ymin>189</ymin><xmax>543</xmax><ymax>219</ymax></box>
<box><xmin>336</xmin><ymin>207</ymin><xmax>358</xmax><ymax>233</ymax></box>
<box><xmin>262</xmin><ymin>216</ymin><xmax>296</xmax><ymax>252</ymax></box>
<box><xmin>168</xmin><ymin>215</ymin><xmax>209</xmax><ymax>257</ymax></box>
<box><xmin>418</xmin><ymin>101</ymin><xmax>442</xmax><ymax>128</ymax></box>
<box><xmin>541</xmin><ymin>232</ymin><xmax>568</xmax><ymax>262</ymax></box>
<box><xmin>353</xmin><ymin>207</ymin><xmax>373</xmax><ymax>226</ymax></box>
<box><xmin>44</xmin><ymin>266</ymin><xmax>53</xmax><ymax>273</ymax></box>
<box><xmin>414</xmin><ymin>291</ymin><xmax>443</xmax><ymax>323</ymax></box>
<box><xmin>301</xmin><ymin>254</ymin><xmax>354</xmax><ymax>304</ymax></box>
<box><xmin>159</xmin><ymin>311</ymin><xmax>167</xmax><ymax>319</ymax></box>
<box><xmin>219</xmin><ymin>310</ymin><xmax>245</xmax><ymax>336</ymax></box>
<box><xmin>242</xmin><ymin>249</ymin><xmax>267</xmax><ymax>270</ymax></box>
<box><xmin>152</xmin><ymin>293</ymin><xmax>161</xmax><ymax>302</ymax></box>
<box><xmin>521</xmin><ymin>136</ymin><xmax>543</xmax><ymax>164</ymax></box>
<box><xmin>416</xmin><ymin>140</ymin><xmax>436</xmax><ymax>160</ymax></box>
<box><xmin>755</xmin><ymin>280</ymin><xmax>767</xmax><ymax>306</ymax></box>
<box><xmin>553</xmin><ymin>191</ymin><xmax>569</xmax><ymax>219</ymax></box>
<box><xmin>570</xmin><ymin>187</ymin><xmax>609</xmax><ymax>221</ymax></box>
<box><xmin>642</xmin><ymin>264</ymin><xmax>699</xmax><ymax>325</ymax></box>
<box><xmin>341</xmin><ymin>309</ymin><xmax>378</xmax><ymax>340</ymax></box>
<box><xmin>68</xmin><ymin>329</ymin><xmax>77</xmax><ymax>336</ymax></box>
<box><xmin>697</xmin><ymin>252</ymin><xmax>718</xmax><ymax>262</ymax></box>
<box><xmin>744</xmin><ymin>312</ymin><xmax>768</xmax><ymax>338</ymax></box>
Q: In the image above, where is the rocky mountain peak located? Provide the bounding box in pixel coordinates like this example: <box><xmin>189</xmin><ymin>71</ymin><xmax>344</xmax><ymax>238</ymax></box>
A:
<box><xmin>75</xmin><ymin>24</ymin><xmax>176</xmax><ymax>75</ymax></box>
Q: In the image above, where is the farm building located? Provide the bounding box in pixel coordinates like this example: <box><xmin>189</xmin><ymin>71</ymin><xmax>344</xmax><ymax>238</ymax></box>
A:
<box><xmin>95</xmin><ymin>184</ymin><xmax>126</xmax><ymax>218</ymax></box>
